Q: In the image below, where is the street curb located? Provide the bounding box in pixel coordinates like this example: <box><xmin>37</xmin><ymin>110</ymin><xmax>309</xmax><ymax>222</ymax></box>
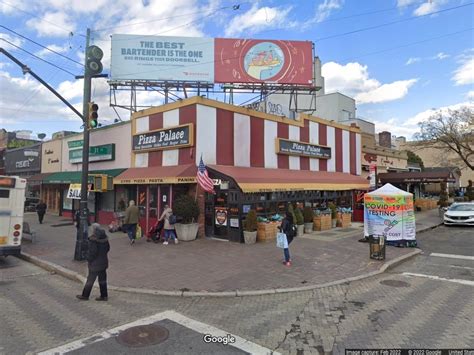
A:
<box><xmin>18</xmin><ymin>246</ymin><xmax>424</xmax><ymax>298</ymax></box>
<box><xmin>18</xmin><ymin>252</ymin><xmax>86</xmax><ymax>284</ymax></box>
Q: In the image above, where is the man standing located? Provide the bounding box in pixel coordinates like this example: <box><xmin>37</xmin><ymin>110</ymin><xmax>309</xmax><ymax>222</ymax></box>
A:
<box><xmin>159</xmin><ymin>204</ymin><xmax>178</xmax><ymax>245</ymax></box>
<box><xmin>76</xmin><ymin>223</ymin><xmax>110</xmax><ymax>301</ymax></box>
<box><xmin>124</xmin><ymin>200</ymin><xmax>139</xmax><ymax>245</ymax></box>
<box><xmin>36</xmin><ymin>200</ymin><xmax>47</xmax><ymax>224</ymax></box>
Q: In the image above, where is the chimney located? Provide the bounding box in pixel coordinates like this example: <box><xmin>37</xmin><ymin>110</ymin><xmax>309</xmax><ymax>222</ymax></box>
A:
<box><xmin>378</xmin><ymin>131</ymin><xmax>392</xmax><ymax>148</ymax></box>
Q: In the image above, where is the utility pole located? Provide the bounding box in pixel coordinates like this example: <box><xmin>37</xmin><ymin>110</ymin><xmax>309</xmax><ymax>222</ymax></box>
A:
<box><xmin>74</xmin><ymin>28</ymin><xmax>104</xmax><ymax>261</ymax></box>
<box><xmin>74</xmin><ymin>28</ymin><xmax>92</xmax><ymax>261</ymax></box>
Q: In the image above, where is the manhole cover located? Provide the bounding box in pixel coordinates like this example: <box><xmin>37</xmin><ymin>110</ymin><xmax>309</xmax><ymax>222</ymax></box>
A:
<box><xmin>380</xmin><ymin>280</ymin><xmax>411</xmax><ymax>288</ymax></box>
<box><xmin>116</xmin><ymin>324</ymin><xmax>169</xmax><ymax>348</ymax></box>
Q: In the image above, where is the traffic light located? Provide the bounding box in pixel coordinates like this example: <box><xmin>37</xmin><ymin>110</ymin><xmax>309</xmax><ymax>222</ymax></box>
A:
<box><xmin>88</xmin><ymin>102</ymin><xmax>98</xmax><ymax>129</ymax></box>
<box><xmin>85</xmin><ymin>45</ymin><xmax>103</xmax><ymax>76</ymax></box>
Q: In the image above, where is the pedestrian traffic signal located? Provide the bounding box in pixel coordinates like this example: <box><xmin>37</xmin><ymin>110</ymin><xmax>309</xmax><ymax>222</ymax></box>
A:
<box><xmin>88</xmin><ymin>102</ymin><xmax>98</xmax><ymax>129</ymax></box>
<box><xmin>85</xmin><ymin>45</ymin><xmax>103</xmax><ymax>76</ymax></box>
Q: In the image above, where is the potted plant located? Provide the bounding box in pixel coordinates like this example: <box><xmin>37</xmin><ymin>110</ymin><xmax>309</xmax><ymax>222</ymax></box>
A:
<box><xmin>328</xmin><ymin>202</ymin><xmax>338</xmax><ymax>228</ymax></box>
<box><xmin>294</xmin><ymin>207</ymin><xmax>304</xmax><ymax>236</ymax></box>
<box><xmin>303</xmin><ymin>206</ymin><xmax>314</xmax><ymax>234</ymax></box>
<box><xmin>243</xmin><ymin>209</ymin><xmax>257</xmax><ymax>244</ymax></box>
<box><xmin>173</xmin><ymin>195</ymin><xmax>200</xmax><ymax>241</ymax></box>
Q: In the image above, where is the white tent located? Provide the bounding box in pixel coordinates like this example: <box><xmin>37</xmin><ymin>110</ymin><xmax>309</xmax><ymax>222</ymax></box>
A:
<box><xmin>364</xmin><ymin>183</ymin><xmax>416</xmax><ymax>241</ymax></box>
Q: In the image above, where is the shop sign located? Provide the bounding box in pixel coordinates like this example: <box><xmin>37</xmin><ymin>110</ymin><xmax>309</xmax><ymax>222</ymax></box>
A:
<box><xmin>66</xmin><ymin>183</ymin><xmax>93</xmax><ymax>199</ymax></box>
<box><xmin>369</xmin><ymin>163</ymin><xmax>377</xmax><ymax>190</ymax></box>
<box><xmin>67</xmin><ymin>184</ymin><xmax>82</xmax><ymax>199</ymax></box>
<box><xmin>276</xmin><ymin>138</ymin><xmax>331</xmax><ymax>159</ymax></box>
<box><xmin>68</xmin><ymin>140</ymin><xmax>83</xmax><ymax>149</ymax></box>
<box><xmin>69</xmin><ymin>144</ymin><xmax>115</xmax><ymax>164</ymax></box>
<box><xmin>114</xmin><ymin>176</ymin><xmax>197</xmax><ymax>184</ymax></box>
<box><xmin>4</xmin><ymin>145</ymin><xmax>41</xmax><ymax>174</ymax></box>
<box><xmin>215</xmin><ymin>207</ymin><xmax>228</xmax><ymax>226</ymax></box>
<box><xmin>402</xmin><ymin>177</ymin><xmax>455</xmax><ymax>183</ymax></box>
<box><xmin>132</xmin><ymin>124</ymin><xmax>193</xmax><ymax>152</ymax></box>
<box><xmin>229</xmin><ymin>218</ymin><xmax>239</xmax><ymax>228</ymax></box>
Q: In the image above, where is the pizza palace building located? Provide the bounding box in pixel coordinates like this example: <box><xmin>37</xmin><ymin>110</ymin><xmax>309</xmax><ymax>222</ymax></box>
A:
<box><xmin>112</xmin><ymin>96</ymin><xmax>368</xmax><ymax>242</ymax></box>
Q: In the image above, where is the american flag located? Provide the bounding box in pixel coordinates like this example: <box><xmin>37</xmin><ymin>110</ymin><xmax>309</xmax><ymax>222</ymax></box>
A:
<box><xmin>197</xmin><ymin>156</ymin><xmax>215</xmax><ymax>194</ymax></box>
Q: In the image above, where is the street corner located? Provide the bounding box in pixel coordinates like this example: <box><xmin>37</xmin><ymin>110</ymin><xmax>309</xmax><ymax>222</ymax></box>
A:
<box><xmin>38</xmin><ymin>311</ymin><xmax>279</xmax><ymax>355</ymax></box>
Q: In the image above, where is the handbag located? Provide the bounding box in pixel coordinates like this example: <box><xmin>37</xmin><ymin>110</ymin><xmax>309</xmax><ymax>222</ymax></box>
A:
<box><xmin>276</xmin><ymin>232</ymin><xmax>288</xmax><ymax>249</ymax></box>
<box><xmin>136</xmin><ymin>225</ymin><xmax>142</xmax><ymax>239</ymax></box>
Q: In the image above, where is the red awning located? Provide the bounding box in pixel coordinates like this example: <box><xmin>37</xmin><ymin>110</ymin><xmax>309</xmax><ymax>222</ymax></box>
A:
<box><xmin>208</xmin><ymin>165</ymin><xmax>369</xmax><ymax>192</ymax></box>
<box><xmin>113</xmin><ymin>164</ymin><xmax>197</xmax><ymax>184</ymax></box>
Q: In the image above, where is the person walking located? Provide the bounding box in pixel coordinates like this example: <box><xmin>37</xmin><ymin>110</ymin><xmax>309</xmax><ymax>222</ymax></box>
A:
<box><xmin>124</xmin><ymin>200</ymin><xmax>139</xmax><ymax>245</ymax></box>
<box><xmin>279</xmin><ymin>211</ymin><xmax>295</xmax><ymax>267</ymax></box>
<box><xmin>159</xmin><ymin>204</ymin><xmax>177</xmax><ymax>245</ymax></box>
<box><xmin>76</xmin><ymin>223</ymin><xmax>110</xmax><ymax>301</ymax></box>
<box><xmin>36</xmin><ymin>200</ymin><xmax>47</xmax><ymax>224</ymax></box>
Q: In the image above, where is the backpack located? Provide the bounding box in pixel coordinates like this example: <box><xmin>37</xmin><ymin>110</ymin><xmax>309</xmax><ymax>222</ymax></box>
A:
<box><xmin>168</xmin><ymin>214</ymin><xmax>177</xmax><ymax>225</ymax></box>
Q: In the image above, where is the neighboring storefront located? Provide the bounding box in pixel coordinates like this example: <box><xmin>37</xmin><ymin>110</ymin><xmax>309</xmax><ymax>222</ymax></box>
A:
<box><xmin>114</xmin><ymin>96</ymin><xmax>368</xmax><ymax>242</ymax></box>
<box><xmin>39</xmin><ymin>139</ymin><xmax>63</xmax><ymax>214</ymax></box>
<box><xmin>4</xmin><ymin>143</ymin><xmax>42</xmax><ymax>201</ymax></box>
<box><xmin>379</xmin><ymin>168</ymin><xmax>460</xmax><ymax>198</ymax></box>
<box><xmin>41</xmin><ymin>121</ymin><xmax>131</xmax><ymax>223</ymax></box>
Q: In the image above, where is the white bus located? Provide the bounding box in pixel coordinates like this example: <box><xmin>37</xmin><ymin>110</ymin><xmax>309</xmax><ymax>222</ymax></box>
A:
<box><xmin>0</xmin><ymin>176</ymin><xmax>26</xmax><ymax>256</ymax></box>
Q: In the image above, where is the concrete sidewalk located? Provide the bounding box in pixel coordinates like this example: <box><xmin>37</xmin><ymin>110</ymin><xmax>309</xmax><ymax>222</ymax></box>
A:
<box><xmin>20</xmin><ymin>210</ymin><xmax>442</xmax><ymax>295</ymax></box>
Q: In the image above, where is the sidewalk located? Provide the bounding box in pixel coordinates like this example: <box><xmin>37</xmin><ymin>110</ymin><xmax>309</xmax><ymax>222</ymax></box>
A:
<box><xmin>20</xmin><ymin>210</ymin><xmax>442</xmax><ymax>295</ymax></box>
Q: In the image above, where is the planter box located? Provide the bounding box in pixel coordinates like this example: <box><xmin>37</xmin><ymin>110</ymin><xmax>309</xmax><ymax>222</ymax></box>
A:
<box><xmin>257</xmin><ymin>222</ymin><xmax>279</xmax><ymax>242</ymax></box>
<box><xmin>296</xmin><ymin>224</ymin><xmax>304</xmax><ymax>237</ymax></box>
<box><xmin>244</xmin><ymin>231</ymin><xmax>257</xmax><ymax>244</ymax></box>
<box><xmin>175</xmin><ymin>223</ymin><xmax>199</xmax><ymax>241</ymax></box>
<box><xmin>313</xmin><ymin>215</ymin><xmax>331</xmax><ymax>231</ymax></box>
<box><xmin>304</xmin><ymin>222</ymin><xmax>313</xmax><ymax>234</ymax></box>
<box><xmin>337</xmin><ymin>213</ymin><xmax>352</xmax><ymax>228</ymax></box>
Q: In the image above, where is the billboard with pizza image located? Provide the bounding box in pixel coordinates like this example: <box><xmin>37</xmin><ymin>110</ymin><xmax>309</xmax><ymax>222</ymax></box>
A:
<box><xmin>214</xmin><ymin>38</ymin><xmax>313</xmax><ymax>85</ymax></box>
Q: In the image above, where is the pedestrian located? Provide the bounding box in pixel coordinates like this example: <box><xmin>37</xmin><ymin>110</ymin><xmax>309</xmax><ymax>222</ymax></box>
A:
<box><xmin>36</xmin><ymin>200</ymin><xmax>47</xmax><ymax>224</ymax></box>
<box><xmin>124</xmin><ymin>200</ymin><xmax>139</xmax><ymax>245</ymax></box>
<box><xmin>76</xmin><ymin>223</ymin><xmax>110</xmax><ymax>301</ymax></box>
<box><xmin>159</xmin><ymin>204</ymin><xmax>178</xmax><ymax>245</ymax></box>
<box><xmin>74</xmin><ymin>209</ymin><xmax>90</xmax><ymax>230</ymax></box>
<box><xmin>279</xmin><ymin>211</ymin><xmax>295</xmax><ymax>266</ymax></box>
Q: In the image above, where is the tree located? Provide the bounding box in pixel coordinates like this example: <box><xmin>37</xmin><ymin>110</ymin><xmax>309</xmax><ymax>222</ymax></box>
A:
<box><xmin>406</xmin><ymin>150</ymin><xmax>424</xmax><ymax>170</ymax></box>
<box><xmin>414</xmin><ymin>106</ymin><xmax>474</xmax><ymax>170</ymax></box>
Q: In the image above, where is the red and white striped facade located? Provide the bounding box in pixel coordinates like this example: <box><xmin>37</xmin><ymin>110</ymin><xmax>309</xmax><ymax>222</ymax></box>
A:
<box><xmin>132</xmin><ymin>97</ymin><xmax>362</xmax><ymax>176</ymax></box>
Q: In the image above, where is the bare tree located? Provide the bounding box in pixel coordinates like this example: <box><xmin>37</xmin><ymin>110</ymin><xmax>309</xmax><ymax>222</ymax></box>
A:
<box><xmin>414</xmin><ymin>106</ymin><xmax>474</xmax><ymax>171</ymax></box>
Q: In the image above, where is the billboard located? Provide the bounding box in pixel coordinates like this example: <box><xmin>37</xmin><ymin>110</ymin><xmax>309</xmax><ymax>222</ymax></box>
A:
<box><xmin>214</xmin><ymin>38</ymin><xmax>313</xmax><ymax>85</ymax></box>
<box><xmin>111</xmin><ymin>34</ymin><xmax>215</xmax><ymax>82</ymax></box>
<box><xmin>4</xmin><ymin>144</ymin><xmax>41</xmax><ymax>174</ymax></box>
<box><xmin>111</xmin><ymin>35</ymin><xmax>313</xmax><ymax>86</ymax></box>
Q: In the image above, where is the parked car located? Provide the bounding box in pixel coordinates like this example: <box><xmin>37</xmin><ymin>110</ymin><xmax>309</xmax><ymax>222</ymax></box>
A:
<box><xmin>443</xmin><ymin>202</ymin><xmax>474</xmax><ymax>226</ymax></box>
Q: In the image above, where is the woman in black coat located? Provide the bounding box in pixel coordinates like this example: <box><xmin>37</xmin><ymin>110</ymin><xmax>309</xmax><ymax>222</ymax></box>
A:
<box><xmin>76</xmin><ymin>223</ymin><xmax>110</xmax><ymax>301</ymax></box>
<box><xmin>280</xmin><ymin>211</ymin><xmax>295</xmax><ymax>266</ymax></box>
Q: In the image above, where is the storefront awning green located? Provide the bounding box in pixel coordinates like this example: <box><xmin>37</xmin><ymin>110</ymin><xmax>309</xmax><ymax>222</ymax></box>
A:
<box><xmin>43</xmin><ymin>169</ymin><xmax>126</xmax><ymax>184</ymax></box>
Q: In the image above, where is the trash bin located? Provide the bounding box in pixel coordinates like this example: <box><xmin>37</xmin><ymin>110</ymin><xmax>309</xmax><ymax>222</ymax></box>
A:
<box><xmin>369</xmin><ymin>235</ymin><xmax>385</xmax><ymax>260</ymax></box>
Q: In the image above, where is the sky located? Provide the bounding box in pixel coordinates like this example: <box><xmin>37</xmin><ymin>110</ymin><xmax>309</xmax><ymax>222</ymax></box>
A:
<box><xmin>0</xmin><ymin>0</ymin><xmax>473</xmax><ymax>140</ymax></box>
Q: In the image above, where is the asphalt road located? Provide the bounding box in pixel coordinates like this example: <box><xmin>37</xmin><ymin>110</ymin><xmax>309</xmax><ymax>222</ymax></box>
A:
<box><xmin>0</xmin><ymin>225</ymin><xmax>472</xmax><ymax>354</ymax></box>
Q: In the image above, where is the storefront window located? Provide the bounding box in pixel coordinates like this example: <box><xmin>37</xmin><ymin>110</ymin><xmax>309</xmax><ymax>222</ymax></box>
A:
<box><xmin>100</xmin><ymin>191</ymin><xmax>115</xmax><ymax>212</ymax></box>
<box><xmin>63</xmin><ymin>187</ymin><xmax>73</xmax><ymax>211</ymax></box>
<box><xmin>115</xmin><ymin>185</ymin><xmax>136</xmax><ymax>211</ymax></box>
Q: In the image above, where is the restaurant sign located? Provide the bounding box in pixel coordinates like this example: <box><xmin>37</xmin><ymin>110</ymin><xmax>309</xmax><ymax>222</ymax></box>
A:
<box><xmin>276</xmin><ymin>138</ymin><xmax>331</xmax><ymax>159</ymax></box>
<box><xmin>132</xmin><ymin>124</ymin><xmax>193</xmax><ymax>152</ymax></box>
<box><xmin>69</xmin><ymin>144</ymin><xmax>115</xmax><ymax>164</ymax></box>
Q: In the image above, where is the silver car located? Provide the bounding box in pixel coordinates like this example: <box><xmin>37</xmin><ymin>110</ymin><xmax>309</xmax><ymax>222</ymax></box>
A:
<box><xmin>443</xmin><ymin>202</ymin><xmax>474</xmax><ymax>226</ymax></box>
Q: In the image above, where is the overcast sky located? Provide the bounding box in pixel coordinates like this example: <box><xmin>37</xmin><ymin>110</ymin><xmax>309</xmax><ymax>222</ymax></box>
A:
<box><xmin>0</xmin><ymin>0</ymin><xmax>473</xmax><ymax>139</ymax></box>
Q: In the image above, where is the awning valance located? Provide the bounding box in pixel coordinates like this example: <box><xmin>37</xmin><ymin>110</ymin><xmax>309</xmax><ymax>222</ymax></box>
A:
<box><xmin>27</xmin><ymin>173</ymin><xmax>53</xmax><ymax>182</ymax></box>
<box><xmin>113</xmin><ymin>164</ymin><xmax>196</xmax><ymax>184</ymax></box>
<box><xmin>379</xmin><ymin>171</ymin><xmax>456</xmax><ymax>184</ymax></box>
<box><xmin>44</xmin><ymin>169</ymin><xmax>126</xmax><ymax>184</ymax></box>
<box><xmin>208</xmin><ymin>165</ymin><xmax>369</xmax><ymax>193</ymax></box>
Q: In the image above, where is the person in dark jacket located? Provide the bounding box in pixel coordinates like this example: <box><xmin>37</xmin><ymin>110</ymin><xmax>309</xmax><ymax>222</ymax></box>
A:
<box><xmin>279</xmin><ymin>211</ymin><xmax>295</xmax><ymax>267</ymax></box>
<box><xmin>76</xmin><ymin>223</ymin><xmax>110</xmax><ymax>301</ymax></box>
<box><xmin>36</xmin><ymin>200</ymin><xmax>47</xmax><ymax>224</ymax></box>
